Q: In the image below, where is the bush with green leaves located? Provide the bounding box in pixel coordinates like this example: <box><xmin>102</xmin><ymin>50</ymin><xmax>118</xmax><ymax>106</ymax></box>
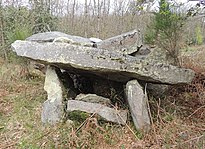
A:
<box><xmin>145</xmin><ymin>0</ymin><xmax>187</xmax><ymax>66</ymax></box>
<box><xmin>32</xmin><ymin>4</ymin><xmax>58</xmax><ymax>34</ymax></box>
<box><xmin>2</xmin><ymin>6</ymin><xmax>32</xmax><ymax>43</ymax></box>
<box><xmin>0</xmin><ymin>3</ymin><xmax>58</xmax><ymax>60</ymax></box>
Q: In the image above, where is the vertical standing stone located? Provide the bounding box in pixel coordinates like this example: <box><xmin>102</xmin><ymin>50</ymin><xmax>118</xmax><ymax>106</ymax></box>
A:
<box><xmin>41</xmin><ymin>65</ymin><xmax>63</xmax><ymax>124</ymax></box>
<box><xmin>125</xmin><ymin>80</ymin><xmax>150</xmax><ymax>131</ymax></box>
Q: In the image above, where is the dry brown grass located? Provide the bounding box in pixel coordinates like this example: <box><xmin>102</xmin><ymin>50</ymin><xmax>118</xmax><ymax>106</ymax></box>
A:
<box><xmin>181</xmin><ymin>45</ymin><xmax>205</xmax><ymax>74</ymax></box>
<box><xmin>0</xmin><ymin>49</ymin><xmax>205</xmax><ymax>149</ymax></box>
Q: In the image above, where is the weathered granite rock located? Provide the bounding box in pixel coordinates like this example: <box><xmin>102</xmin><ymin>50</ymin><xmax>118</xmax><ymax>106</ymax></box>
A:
<box><xmin>26</xmin><ymin>31</ymin><xmax>92</xmax><ymax>45</ymax></box>
<box><xmin>75</xmin><ymin>93</ymin><xmax>111</xmax><ymax>105</ymax></box>
<box><xmin>11</xmin><ymin>40</ymin><xmax>195</xmax><ymax>84</ymax></box>
<box><xmin>97</xmin><ymin>30</ymin><xmax>142</xmax><ymax>55</ymax></box>
<box><xmin>41</xmin><ymin>65</ymin><xmax>64</xmax><ymax>124</ymax></box>
<box><xmin>125</xmin><ymin>80</ymin><xmax>150</xmax><ymax>131</ymax></box>
<box><xmin>89</xmin><ymin>37</ymin><xmax>102</xmax><ymax>43</ymax></box>
<box><xmin>147</xmin><ymin>83</ymin><xmax>169</xmax><ymax>98</ymax></box>
<box><xmin>145</xmin><ymin>47</ymin><xmax>177</xmax><ymax>65</ymax></box>
<box><xmin>131</xmin><ymin>45</ymin><xmax>152</xmax><ymax>56</ymax></box>
<box><xmin>67</xmin><ymin>100</ymin><xmax>127</xmax><ymax>125</ymax></box>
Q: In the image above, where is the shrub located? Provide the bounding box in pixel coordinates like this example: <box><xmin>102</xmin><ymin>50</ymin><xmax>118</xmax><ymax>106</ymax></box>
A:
<box><xmin>145</xmin><ymin>0</ymin><xmax>187</xmax><ymax>66</ymax></box>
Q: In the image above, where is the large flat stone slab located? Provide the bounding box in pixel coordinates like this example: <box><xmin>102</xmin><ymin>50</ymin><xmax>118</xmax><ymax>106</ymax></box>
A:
<box><xmin>67</xmin><ymin>100</ymin><xmax>127</xmax><ymax>125</ymax></box>
<box><xmin>75</xmin><ymin>93</ymin><xmax>111</xmax><ymax>105</ymax></box>
<box><xmin>26</xmin><ymin>31</ymin><xmax>92</xmax><ymax>45</ymax></box>
<box><xmin>97</xmin><ymin>30</ymin><xmax>142</xmax><ymax>55</ymax></box>
<box><xmin>11</xmin><ymin>40</ymin><xmax>195</xmax><ymax>84</ymax></box>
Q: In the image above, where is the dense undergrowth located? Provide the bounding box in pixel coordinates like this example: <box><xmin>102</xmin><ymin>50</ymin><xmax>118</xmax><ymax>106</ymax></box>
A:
<box><xmin>0</xmin><ymin>46</ymin><xmax>205</xmax><ymax>148</ymax></box>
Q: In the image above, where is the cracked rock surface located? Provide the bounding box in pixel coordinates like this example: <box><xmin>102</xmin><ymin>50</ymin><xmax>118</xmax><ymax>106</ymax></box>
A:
<box><xmin>12</xmin><ymin>40</ymin><xmax>195</xmax><ymax>84</ymax></box>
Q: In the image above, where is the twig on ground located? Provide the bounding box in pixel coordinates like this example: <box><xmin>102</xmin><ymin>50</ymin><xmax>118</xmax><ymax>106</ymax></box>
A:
<box><xmin>113</xmin><ymin>105</ymin><xmax>140</xmax><ymax>141</ymax></box>
<box><xmin>0</xmin><ymin>141</ymin><xmax>18</xmax><ymax>149</ymax></box>
<box><xmin>172</xmin><ymin>134</ymin><xmax>204</xmax><ymax>148</ymax></box>
<box><xmin>187</xmin><ymin>105</ymin><xmax>205</xmax><ymax>119</ymax></box>
<box><xmin>145</xmin><ymin>83</ymin><xmax>159</xmax><ymax>145</ymax></box>
<box><xmin>74</xmin><ymin>105</ymin><xmax>103</xmax><ymax>134</ymax></box>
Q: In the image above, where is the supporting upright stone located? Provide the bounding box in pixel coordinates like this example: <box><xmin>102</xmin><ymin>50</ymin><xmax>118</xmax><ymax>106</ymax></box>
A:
<box><xmin>41</xmin><ymin>65</ymin><xmax>64</xmax><ymax>124</ymax></box>
<box><xmin>125</xmin><ymin>80</ymin><xmax>150</xmax><ymax>131</ymax></box>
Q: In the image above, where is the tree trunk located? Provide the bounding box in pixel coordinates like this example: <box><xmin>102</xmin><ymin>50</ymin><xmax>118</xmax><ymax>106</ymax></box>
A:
<box><xmin>71</xmin><ymin>0</ymin><xmax>76</xmax><ymax>29</ymax></box>
<box><xmin>97</xmin><ymin>0</ymin><xmax>101</xmax><ymax>38</ymax></box>
<box><xmin>84</xmin><ymin>0</ymin><xmax>88</xmax><ymax>37</ymax></box>
<box><xmin>0</xmin><ymin>0</ymin><xmax>8</xmax><ymax>60</ymax></box>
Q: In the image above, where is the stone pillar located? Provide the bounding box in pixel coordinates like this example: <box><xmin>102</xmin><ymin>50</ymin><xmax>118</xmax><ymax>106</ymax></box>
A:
<box><xmin>125</xmin><ymin>80</ymin><xmax>150</xmax><ymax>131</ymax></box>
<box><xmin>41</xmin><ymin>65</ymin><xmax>63</xmax><ymax>124</ymax></box>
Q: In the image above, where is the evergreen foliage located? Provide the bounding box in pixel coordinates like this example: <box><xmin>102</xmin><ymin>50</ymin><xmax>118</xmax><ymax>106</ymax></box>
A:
<box><xmin>145</xmin><ymin>0</ymin><xmax>187</xmax><ymax>66</ymax></box>
<box><xmin>31</xmin><ymin>2</ymin><xmax>57</xmax><ymax>33</ymax></box>
<box><xmin>2</xmin><ymin>6</ymin><xmax>32</xmax><ymax>43</ymax></box>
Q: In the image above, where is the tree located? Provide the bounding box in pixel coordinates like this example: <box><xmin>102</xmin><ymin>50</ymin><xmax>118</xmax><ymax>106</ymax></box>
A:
<box><xmin>31</xmin><ymin>0</ymin><xmax>57</xmax><ymax>33</ymax></box>
<box><xmin>145</xmin><ymin>0</ymin><xmax>187</xmax><ymax>66</ymax></box>
<box><xmin>0</xmin><ymin>0</ymin><xmax>7</xmax><ymax>60</ymax></box>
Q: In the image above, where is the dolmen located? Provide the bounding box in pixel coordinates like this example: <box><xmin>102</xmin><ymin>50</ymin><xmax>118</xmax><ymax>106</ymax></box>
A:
<box><xmin>11</xmin><ymin>30</ymin><xmax>195</xmax><ymax>131</ymax></box>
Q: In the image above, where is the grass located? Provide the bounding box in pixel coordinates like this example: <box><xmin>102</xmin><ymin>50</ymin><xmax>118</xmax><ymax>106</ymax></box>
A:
<box><xmin>181</xmin><ymin>45</ymin><xmax>205</xmax><ymax>74</ymax></box>
<box><xmin>0</xmin><ymin>51</ymin><xmax>205</xmax><ymax>149</ymax></box>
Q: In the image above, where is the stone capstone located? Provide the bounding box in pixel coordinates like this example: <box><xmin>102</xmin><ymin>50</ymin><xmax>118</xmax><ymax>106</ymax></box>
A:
<box><xmin>41</xmin><ymin>65</ymin><xmax>64</xmax><ymax>124</ymax></box>
<box><xmin>67</xmin><ymin>100</ymin><xmax>127</xmax><ymax>125</ymax></box>
<box><xmin>26</xmin><ymin>31</ymin><xmax>92</xmax><ymax>46</ymax></box>
<box><xmin>97</xmin><ymin>30</ymin><xmax>143</xmax><ymax>55</ymax></box>
<box><xmin>11</xmin><ymin>40</ymin><xmax>195</xmax><ymax>84</ymax></box>
<box><xmin>125</xmin><ymin>80</ymin><xmax>151</xmax><ymax>131</ymax></box>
